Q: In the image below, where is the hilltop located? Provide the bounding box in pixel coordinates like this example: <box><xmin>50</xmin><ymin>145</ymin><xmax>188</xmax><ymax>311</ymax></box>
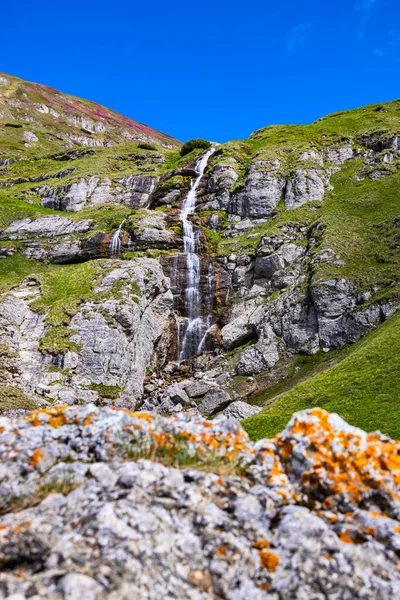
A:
<box><xmin>0</xmin><ymin>72</ymin><xmax>180</xmax><ymax>163</ymax></box>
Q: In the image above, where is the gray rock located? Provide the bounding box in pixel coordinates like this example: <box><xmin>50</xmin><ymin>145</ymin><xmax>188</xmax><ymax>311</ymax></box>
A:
<box><xmin>117</xmin><ymin>174</ymin><xmax>159</xmax><ymax>208</ymax></box>
<box><xmin>285</xmin><ymin>169</ymin><xmax>327</xmax><ymax>209</ymax></box>
<box><xmin>59</xmin><ymin>573</ymin><xmax>102</xmax><ymax>600</ymax></box>
<box><xmin>229</xmin><ymin>161</ymin><xmax>286</xmax><ymax>218</ymax></box>
<box><xmin>182</xmin><ymin>379</ymin><xmax>218</xmax><ymax>398</ymax></box>
<box><xmin>223</xmin><ymin>401</ymin><xmax>262</xmax><ymax>420</ymax></box>
<box><xmin>237</xmin><ymin>324</ymin><xmax>279</xmax><ymax>376</ymax></box>
<box><xmin>202</xmin><ymin>163</ymin><xmax>239</xmax><ymax>210</ymax></box>
<box><xmin>2</xmin><ymin>215</ymin><xmax>91</xmax><ymax>237</ymax></box>
<box><xmin>254</xmin><ymin>253</ymin><xmax>284</xmax><ymax>280</ymax></box>
<box><xmin>198</xmin><ymin>388</ymin><xmax>232</xmax><ymax>415</ymax></box>
<box><xmin>164</xmin><ymin>383</ymin><xmax>191</xmax><ymax>406</ymax></box>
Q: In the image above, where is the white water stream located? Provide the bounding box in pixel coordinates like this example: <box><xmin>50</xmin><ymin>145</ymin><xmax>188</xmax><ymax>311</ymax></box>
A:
<box><xmin>109</xmin><ymin>219</ymin><xmax>126</xmax><ymax>258</ymax></box>
<box><xmin>178</xmin><ymin>148</ymin><xmax>215</xmax><ymax>362</ymax></box>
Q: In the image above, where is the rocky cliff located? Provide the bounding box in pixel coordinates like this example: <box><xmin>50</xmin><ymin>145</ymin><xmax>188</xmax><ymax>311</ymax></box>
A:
<box><xmin>0</xmin><ymin>75</ymin><xmax>399</xmax><ymax>441</ymax></box>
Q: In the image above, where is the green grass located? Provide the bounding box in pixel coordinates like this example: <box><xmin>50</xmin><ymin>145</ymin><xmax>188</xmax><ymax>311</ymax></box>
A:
<box><xmin>242</xmin><ymin>311</ymin><xmax>400</xmax><ymax>441</ymax></box>
<box><xmin>0</xmin><ymin>253</ymin><xmax>110</xmax><ymax>326</ymax></box>
<box><xmin>88</xmin><ymin>382</ymin><xmax>123</xmax><ymax>399</ymax></box>
<box><xmin>0</xmin><ymin>385</ymin><xmax>35</xmax><ymax>413</ymax></box>
<box><xmin>39</xmin><ymin>326</ymin><xmax>82</xmax><ymax>355</ymax></box>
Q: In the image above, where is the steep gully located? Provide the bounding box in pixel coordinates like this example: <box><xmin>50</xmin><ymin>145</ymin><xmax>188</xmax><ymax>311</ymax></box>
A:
<box><xmin>108</xmin><ymin>149</ymin><xmax>216</xmax><ymax>361</ymax></box>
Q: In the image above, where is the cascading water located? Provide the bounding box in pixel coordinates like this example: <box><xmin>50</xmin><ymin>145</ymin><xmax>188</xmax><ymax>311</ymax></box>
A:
<box><xmin>109</xmin><ymin>219</ymin><xmax>126</xmax><ymax>258</ymax></box>
<box><xmin>177</xmin><ymin>148</ymin><xmax>215</xmax><ymax>362</ymax></box>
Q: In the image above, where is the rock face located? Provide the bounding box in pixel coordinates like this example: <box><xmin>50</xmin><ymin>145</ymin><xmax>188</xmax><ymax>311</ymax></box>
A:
<box><xmin>40</xmin><ymin>175</ymin><xmax>160</xmax><ymax>212</ymax></box>
<box><xmin>229</xmin><ymin>161</ymin><xmax>286</xmax><ymax>218</ymax></box>
<box><xmin>219</xmin><ymin>221</ymin><xmax>399</xmax><ymax>375</ymax></box>
<box><xmin>2</xmin><ymin>216</ymin><xmax>91</xmax><ymax>237</ymax></box>
<box><xmin>1</xmin><ymin>78</ymin><xmax>400</xmax><ymax>421</ymax></box>
<box><xmin>0</xmin><ymin>406</ymin><xmax>399</xmax><ymax>599</ymax></box>
<box><xmin>0</xmin><ymin>259</ymin><xmax>174</xmax><ymax>407</ymax></box>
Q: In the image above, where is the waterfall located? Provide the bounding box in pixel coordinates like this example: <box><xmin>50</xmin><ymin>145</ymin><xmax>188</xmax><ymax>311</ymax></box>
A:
<box><xmin>196</xmin><ymin>261</ymin><xmax>216</xmax><ymax>355</ymax></box>
<box><xmin>109</xmin><ymin>219</ymin><xmax>126</xmax><ymax>258</ymax></box>
<box><xmin>178</xmin><ymin>148</ymin><xmax>215</xmax><ymax>362</ymax></box>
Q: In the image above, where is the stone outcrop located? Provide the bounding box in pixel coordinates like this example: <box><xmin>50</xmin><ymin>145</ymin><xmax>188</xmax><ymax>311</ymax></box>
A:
<box><xmin>0</xmin><ymin>259</ymin><xmax>174</xmax><ymax>407</ymax></box>
<box><xmin>199</xmin><ymin>161</ymin><xmax>239</xmax><ymax>210</ymax></box>
<box><xmin>229</xmin><ymin>161</ymin><xmax>286</xmax><ymax>218</ymax></box>
<box><xmin>40</xmin><ymin>174</ymin><xmax>160</xmax><ymax>212</ymax></box>
<box><xmin>218</xmin><ymin>218</ymin><xmax>399</xmax><ymax>375</ymax></box>
<box><xmin>0</xmin><ymin>406</ymin><xmax>399</xmax><ymax>598</ymax></box>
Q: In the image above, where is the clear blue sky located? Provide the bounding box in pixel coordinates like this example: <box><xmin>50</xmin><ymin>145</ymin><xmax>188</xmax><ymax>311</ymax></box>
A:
<box><xmin>2</xmin><ymin>0</ymin><xmax>400</xmax><ymax>142</ymax></box>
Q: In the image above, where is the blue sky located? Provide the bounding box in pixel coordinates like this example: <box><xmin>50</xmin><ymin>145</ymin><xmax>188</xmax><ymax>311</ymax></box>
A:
<box><xmin>2</xmin><ymin>0</ymin><xmax>400</xmax><ymax>142</ymax></box>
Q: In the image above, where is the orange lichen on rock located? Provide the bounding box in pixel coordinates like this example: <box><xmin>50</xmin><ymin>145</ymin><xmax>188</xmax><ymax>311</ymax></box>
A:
<box><xmin>277</xmin><ymin>409</ymin><xmax>400</xmax><ymax>510</ymax></box>
<box><xmin>253</xmin><ymin>539</ymin><xmax>270</xmax><ymax>550</ymax></box>
<box><xmin>365</xmin><ymin>527</ymin><xmax>376</xmax><ymax>536</ymax></box>
<box><xmin>129</xmin><ymin>412</ymin><xmax>152</xmax><ymax>423</ymax></box>
<box><xmin>339</xmin><ymin>531</ymin><xmax>354</xmax><ymax>544</ymax></box>
<box><xmin>217</xmin><ymin>545</ymin><xmax>226</xmax><ymax>556</ymax></box>
<box><xmin>29</xmin><ymin>448</ymin><xmax>44</xmax><ymax>467</ymax></box>
<box><xmin>259</xmin><ymin>550</ymin><xmax>280</xmax><ymax>572</ymax></box>
<box><xmin>26</xmin><ymin>405</ymin><xmax>71</xmax><ymax>428</ymax></box>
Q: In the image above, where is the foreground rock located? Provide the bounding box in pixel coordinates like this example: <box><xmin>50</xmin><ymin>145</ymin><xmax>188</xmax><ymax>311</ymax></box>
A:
<box><xmin>0</xmin><ymin>405</ymin><xmax>399</xmax><ymax>599</ymax></box>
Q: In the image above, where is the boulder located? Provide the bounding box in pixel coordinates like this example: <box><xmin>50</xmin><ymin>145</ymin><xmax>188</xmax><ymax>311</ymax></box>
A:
<box><xmin>182</xmin><ymin>379</ymin><xmax>218</xmax><ymax>398</ymax></box>
<box><xmin>198</xmin><ymin>388</ymin><xmax>232</xmax><ymax>415</ymax></box>
<box><xmin>223</xmin><ymin>401</ymin><xmax>262</xmax><ymax>420</ymax></box>
<box><xmin>164</xmin><ymin>383</ymin><xmax>191</xmax><ymax>406</ymax></box>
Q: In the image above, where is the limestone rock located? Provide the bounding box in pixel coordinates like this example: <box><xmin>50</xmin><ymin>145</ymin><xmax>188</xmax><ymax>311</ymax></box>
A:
<box><xmin>2</xmin><ymin>215</ymin><xmax>91</xmax><ymax>237</ymax></box>
<box><xmin>223</xmin><ymin>401</ymin><xmax>262</xmax><ymax>420</ymax></box>
<box><xmin>229</xmin><ymin>161</ymin><xmax>286</xmax><ymax>218</ymax></box>
<box><xmin>0</xmin><ymin>406</ymin><xmax>399</xmax><ymax>598</ymax></box>
<box><xmin>182</xmin><ymin>379</ymin><xmax>218</xmax><ymax>398</ymax></box>
<box><xmin>285</xmin><ymin>169</ymin><xmax>327</xmax><ymax>209</ymax></box>
<box><xmin>198</xmin><ymin>388</ymin><xmax>232</xmax><ymax>415</ymax></box>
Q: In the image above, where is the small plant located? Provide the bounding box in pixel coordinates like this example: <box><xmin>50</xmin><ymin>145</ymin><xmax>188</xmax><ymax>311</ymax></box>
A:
<box><xmin>39</xmin><ymin>326</ymin><xmax>82</xmax><ymax>355</ymax></box>
<box><xmin>88</xmin><ymin>382</ymin><xmax>123</xmax><ymax>400</ymax></box>
<box><xmin>180</xmin><ymin>138</ymin><xmax>211</xmax><ymax>157</ymax></box>
<box><xmin>137</xmin><ymin>142</ymin><xmax>157</xmax><ymax>151</ymax></box>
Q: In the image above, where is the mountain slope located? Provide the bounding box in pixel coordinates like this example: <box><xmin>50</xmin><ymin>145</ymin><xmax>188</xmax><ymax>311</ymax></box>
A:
<box><xmin>0</xmin><ymin>72</ymin><xmax>180</xmax><ymax>163</ymax></box>
<box><xmin>0</xmin><ymin>76</ymin><xmax>399</xmax><ymax>442</ymax></box>
<box><xmin>242</xmin><ymin>310</ymin><xmax>400</xmax><ymax>441</ymax></box>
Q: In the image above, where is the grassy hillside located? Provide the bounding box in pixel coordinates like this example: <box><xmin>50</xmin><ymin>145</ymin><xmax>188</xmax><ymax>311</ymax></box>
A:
<box><xmin>0</xmin><ymin>72</ymin><xmax>180</xmax><ymax>161</ymax></box>
<box><xmin>242</xmin><ymin>311</ymin><xmax>400</xmax><ymax>441</ymax></box>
